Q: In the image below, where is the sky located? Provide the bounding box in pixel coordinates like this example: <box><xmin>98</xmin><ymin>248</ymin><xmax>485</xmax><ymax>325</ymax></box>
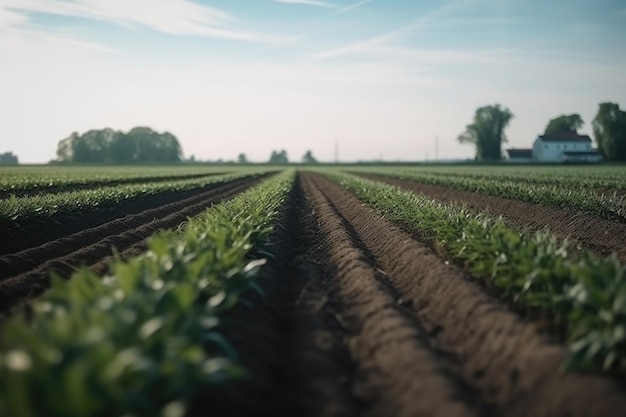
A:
<box><xmin>1</xmin><ymin>0</ymin><xmax>625</xmax><ymax>163</ymax></box>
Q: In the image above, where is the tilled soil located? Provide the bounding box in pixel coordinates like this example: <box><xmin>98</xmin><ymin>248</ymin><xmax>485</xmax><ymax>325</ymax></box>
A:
<box><xmin>2</xmin><ymin>171</ymin><xmax>625</xmax><ymax>415</ymax></box>
<box><xmin>193</xmin><ymin>172</ymin><xmax>626</xmax><ymax>417</ymax></box>
<box><xmin>0</xmin><ymin>175</ymin><xmax>267</xmax><ymax>316</ymax></box>
<box><xmin>0</xmin><ymin>173</ymin><xmax>267</xmax><ymax>256</ymax></box>
<box><xmin>358</xmin><ymin>173</ymin><xmax>626</xmax><ymax>263</ymax></box>
<box><xmin>0</xmin><ymin>172</ymin><xmax>224</xmax><ymax>199</ymax></box>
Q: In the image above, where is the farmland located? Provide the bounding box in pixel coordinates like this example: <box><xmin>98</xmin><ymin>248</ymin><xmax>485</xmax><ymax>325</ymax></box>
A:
<box><xmin>0</xmin><ymin>164</ymin><xmax>625</xmax><ymax>417</ymax></box>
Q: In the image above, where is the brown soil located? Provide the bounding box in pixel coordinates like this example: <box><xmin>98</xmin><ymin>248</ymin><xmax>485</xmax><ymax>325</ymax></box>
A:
<box><xmin>3</xmin><ymin>171</ymin><xmax>625</xmax><ymax>416</ymax></box>
<box><xmin>0</xmin><ymin>175</ymin><xmax>267</xmax><ymax>316</ymax></box>
<box><xmin>0</xmin><ymin>172</ymin><xmax>224</xmax><ymax>199</ymax></box>
<box><xmin>0</xmin><ymin>173</ymin><xmax>266</xmax><ymax>257</ymax></box>
<box><xmin>359</xmin><ymin>173</ymin><xmax>626</xmax><ymax>263</ymax></box>
<box><xmin>188</xmin><ymin>172</ymin><xmax>626</xmax><ymax>417</ymax></box>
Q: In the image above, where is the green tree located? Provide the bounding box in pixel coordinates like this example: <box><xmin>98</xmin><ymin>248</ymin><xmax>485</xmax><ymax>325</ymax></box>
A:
<box><xmin>109</xmin><ymin>132</ymin><xmax>137</xmax><ymax>163</ymax></box>
<box><xmin>301</xmin><ymin>150</ymin><xmax>318</xmax><ymax>163</ymax></box>
<box><xmin>56</xmin><ymin>132</ymin><xmax>79</xmax><ymax>162</ymax></box>
<box><xmin>55</xmin><ymin>127</ymin><xmax>183</xmax><ymax>164</ymax></box>
<box><xmin>593</xmin><ymin>102</ymin><xmax>626</xmax><ymax>161</ymax></box>
<box><xmin>0</xmin><ymin>152</ymin><xmax>19</xmax><ymax>165</ymax></box>
<box><xmin>269</xmin><ymin>149</ymin><xmax>288</xmax><ymax>164</ymax></box>
<box><xmin>457</xmin><ymin>104</ymin><xmax>514</xmax><ymax>161</ymax></box>
<box><xmin>544</xmin><ymin>114</ymin><xmax>584</xmax><ymax>134</ymax></box>
<box><xmin>237</xmin><ymin>153</ymin><xmax>248</xmax><ymax>164</ymax></box>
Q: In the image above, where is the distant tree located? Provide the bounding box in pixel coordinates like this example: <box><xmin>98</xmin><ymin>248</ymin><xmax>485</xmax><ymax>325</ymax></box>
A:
<box><xmin>237</xmin><ymin>153</ymin><xmax>248</xmax><ymax>164</ymax></box>
<box><xmin>301</xmin><ymin>150</ymin><xmax>318</xmax><ymax>163</ymax></box>
<box><xmin>72</xmin><ymin>128</ymin><xmax>116</xmax><ymax>163</ymax></box>
<box><xmin>0</xmin><ymin>152</ymin><xmax>19</xmax><ymax>165</ymax></box>
<box><xmin>593</xmin><ymin>102</ymin><xmax>626</xmax><ymax>161</ymax></box>
<box><xmin>56</xmin><ymin>132</ymin><xmax>79</xmax><ymax>162</ymax></box>
<box><xmin>544</xmin><ymin>114</ymin><xmax>584</xmax><ymax>134</ymax></box>
<box><xmin>269</xmin><ymin>149</ymin><xmax>288</xmax><ymax>164</ymax></box>
<box><xmin>109</xmin><ymin>132</ymin><xmax>137</xmax><ymax>163</ymax></box>
<box><xmin>55</xmin><ymin>127</ymin><xmax>183</xmax><ymax>163</ymax></box>
<box><xmin>457</xmin><ymin>104</ymin><xmax>514</xmax><ymax>161</ymax></box>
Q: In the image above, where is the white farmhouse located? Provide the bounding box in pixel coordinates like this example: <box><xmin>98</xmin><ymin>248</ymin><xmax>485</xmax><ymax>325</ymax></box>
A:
<box><xmin>532</xmin><ymin>132</ymin><xmax>603</xmax><ymax>163</ymax></box>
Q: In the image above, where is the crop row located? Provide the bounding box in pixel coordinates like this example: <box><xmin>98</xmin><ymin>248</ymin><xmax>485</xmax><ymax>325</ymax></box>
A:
<box><xmin>0</xmin><ymin>171</ymin><xmax>267</xmax><ymax>229</ymax></box>
<box><xmin>328</xmin><ymin>171</ymin><xmax>626</xmax><ymax>375</ymax></box>
<box><xmin>351</xmin><ymin>169</ymin><xmax>626</xmax><ymax>222</ymax></box>
<box><xmin>349</xmin><ymin>165</ymin><xmax>626</xmax><ymax>188</ymax></box>
<box><xmin>400</xmin><ymin>169</ymin><xmax>626</xmax><ymax>190</ymax></box>
<box><xmin>0</xmin><ymin>166</ymin><xmax>234</xmax><ymax>195</ymax></box>
<box><xmin>0</xmin><ymin>170</ymin><xmax>295</xmax><ymax>417</ymax></box>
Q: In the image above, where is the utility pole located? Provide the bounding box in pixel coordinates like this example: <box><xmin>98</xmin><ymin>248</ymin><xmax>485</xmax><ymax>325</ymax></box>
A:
<box><xmin>435</xmin><ymin>135</ymin><xmax>439</xmax><ymax>161</ymax></box>
<box><xmin>334</xmin><ymin>140</ymin><xmax>339</xmax><ymax>164</ymax></box>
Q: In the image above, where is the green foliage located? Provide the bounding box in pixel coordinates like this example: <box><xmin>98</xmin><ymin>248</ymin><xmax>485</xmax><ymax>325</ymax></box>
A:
<box><xmin>360</xmin><ymin>169</ymin><xmax>626</xmax><ymax>223</ymax></box>
<box><xmin>457</xmin><ymin>104</ymin><xmax>514</xmax><ymax>161</ymax></box>
<box><xmin>593</xmin><ymin>102</ymin><xmax>626</xmax><ymax>162</ymax></box>
<box><xmin>56</xmin><ymin>127</ymin><xmax>183</xmax><ymax>164</ymax></box>
<box><xmin>0</xmin><ymin>152</ymin><xmax>19</xmax><ymax>165</ymax></box>
<box><xmin>0</xmin><ymin>170</ymin><xmax>295</xmax><ymax>417</ymax></box>
<box><xmin>269</xmin><ymin>149</ymin><xmax>289</xmax><ymax>164</ymax></box>
<box><xmin>0</xmin><ymin>172</ymin><xmax>265</xmax><ymax>228</ymax></box>
<box><xmin>544</xmin><ymin>114</ymin><xmax>584</xmax><ymax>134</ymax></box>
<box><xmin>301</xmin><ymin>150</ymin><xmax>318</xmax><ymax>164</ymax></box>
<box><xmin>330</xmin><ymin>171</ymin><xmax>626</xmax><ymax>375</ymax></box>
<box><xmin>0</xmin><ymin>165</ymin><xmax>236</xmax><ymax>196</ymax></box>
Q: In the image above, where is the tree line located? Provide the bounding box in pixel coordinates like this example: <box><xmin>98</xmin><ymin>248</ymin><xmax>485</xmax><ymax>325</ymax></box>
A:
<box><xmin>0</xmin><ymin>152</ymin><xmax>19</xmax><ymax>165</ymax></box>
<box><xmin>458</xmin><ymin>101</ymin><xmax>626</xmax><ymax>161</ymax></box>
<box><xmin>55</xmin><ymin>127</ymin><xmax>183</xmax><ymax>164</ymax></box>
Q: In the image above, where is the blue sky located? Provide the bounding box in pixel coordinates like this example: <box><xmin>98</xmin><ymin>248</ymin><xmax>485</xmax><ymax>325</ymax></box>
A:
<box><xmin>1</xmin><ymin>0</ymin><xmax>625</xmax><ymax>163</ymax></box>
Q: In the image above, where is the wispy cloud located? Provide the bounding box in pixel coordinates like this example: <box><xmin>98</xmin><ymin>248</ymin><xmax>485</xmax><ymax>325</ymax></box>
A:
<box><xmin>252</xmin><ymin>0</ymin><xmax>373</xmax><ymax>54</ymax></box>
<box><xmin>305</xmin><ymin>0</ymin><xmax>373</xmax><ymax>23</ymax></box>
<box><xmin>0</xmin><ymin>7</ymin><xmax>28</xmax><ymax>27</ymax></box>
<box><xmin>1</xmin><ymin>0</ymin><xmax>280</xmax><ymax>43</ymax></box>
<box><xmin>274</xmin><ymin>0</ymin><xmax>337</xmax><ymax>8</ymax></box>
<box><xmin>331</xmin><ymin>0</ymin><xmax>373</xmax><ymax>15</ymax></box>
<box><xmin>305</xmin><ymin>0</ymin><xmax>467</xmax><ymax>62</ymax></box>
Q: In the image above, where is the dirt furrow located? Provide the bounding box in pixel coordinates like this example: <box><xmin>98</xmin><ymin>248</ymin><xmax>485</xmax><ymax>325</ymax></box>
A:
<box><xmin>0</xmin><ymin>173</ymin><xmax>272</xmax><ymax>256</ymax></box>
<box><xmin>359</xmin><ymin>173</ymin><xmax>626</xmax><ymax>263</ymax></box>
<box><xmin>0</xmin><ymin>175</ymin><xmax>265</xmax><ymax>316</ymax></box>
<box><xmin>301</xmin><ymin>174</ymin><xmax>483</xmax><ymax>417</ymax></box>
<box><xmin>188</xmin><ymin>175</ymin><xmax>357</xmax><ymax>417</ymax></box>
<box><xmin>307</xmin><ymin>172</ymin><xmax>626</xmax><ymax>417</ymax></box>
<box><xmin>0</xmin><ymin>175</ymin><xmax>266</xmax><ymax>281</ymax></box>
<box><xmin>0</xmin><ymin>172</ymin><xmax>224</xmax><ymax>199</ymax></box>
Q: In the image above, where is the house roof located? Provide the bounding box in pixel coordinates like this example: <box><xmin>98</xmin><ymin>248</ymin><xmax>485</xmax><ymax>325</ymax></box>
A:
<box><xmin>506</xmin><ymin>148</ymin><xmax>533</xmax><ymax>158</ymax></box>
<box><xmin>537</xmin><ymin>132</ymin><xmax>592</xmax><ymax>142</ymax></box>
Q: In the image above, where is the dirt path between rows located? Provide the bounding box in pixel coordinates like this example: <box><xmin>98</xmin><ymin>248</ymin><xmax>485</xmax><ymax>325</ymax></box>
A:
<box><xmin>0</xmin><ymin>175</ymin><xmax>267</xmax><ymax>316</ymax></box>
<box><xmin>0</xmin><ymin>173</ymin><xmax>270</xmax><ymax>257</ymax></box>
<box><xmin>0</xmin><ymin>172</ymin><xmax>224</xmax><ymax>199</ymax></box>
<box><xmin>306</xmin><ymin>172</ymin><xmax>626</xmax><ymax>416</ymax></box>
<box><xmin>189</xmin><ymin>172</ymin><xmax>625</xmax><ymax>417</ymax></box>
<box><xmin>358</xmin><ymin>173</ymin><xmax>626</xmax><ymax>263</ymax></box>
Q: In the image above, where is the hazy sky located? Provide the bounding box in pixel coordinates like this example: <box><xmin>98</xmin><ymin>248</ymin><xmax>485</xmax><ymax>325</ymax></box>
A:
<box><xmin>1</xmin><ymin>0</ymin><xmax>625</xmax><ymax>163</ymax></box>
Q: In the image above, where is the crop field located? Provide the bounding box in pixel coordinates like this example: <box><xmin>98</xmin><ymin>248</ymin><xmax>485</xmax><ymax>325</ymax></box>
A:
<box><xmin>0</xmin><ymin>164</ymin><xmax>625</xmax><ymax>417</ymax></box>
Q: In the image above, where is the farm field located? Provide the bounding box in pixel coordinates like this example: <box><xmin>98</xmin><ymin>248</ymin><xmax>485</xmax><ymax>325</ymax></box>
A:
<box><xmin>0</xmin><ymin>164</ymin><xmax>625</xmax><ymax>417</ymax></box>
